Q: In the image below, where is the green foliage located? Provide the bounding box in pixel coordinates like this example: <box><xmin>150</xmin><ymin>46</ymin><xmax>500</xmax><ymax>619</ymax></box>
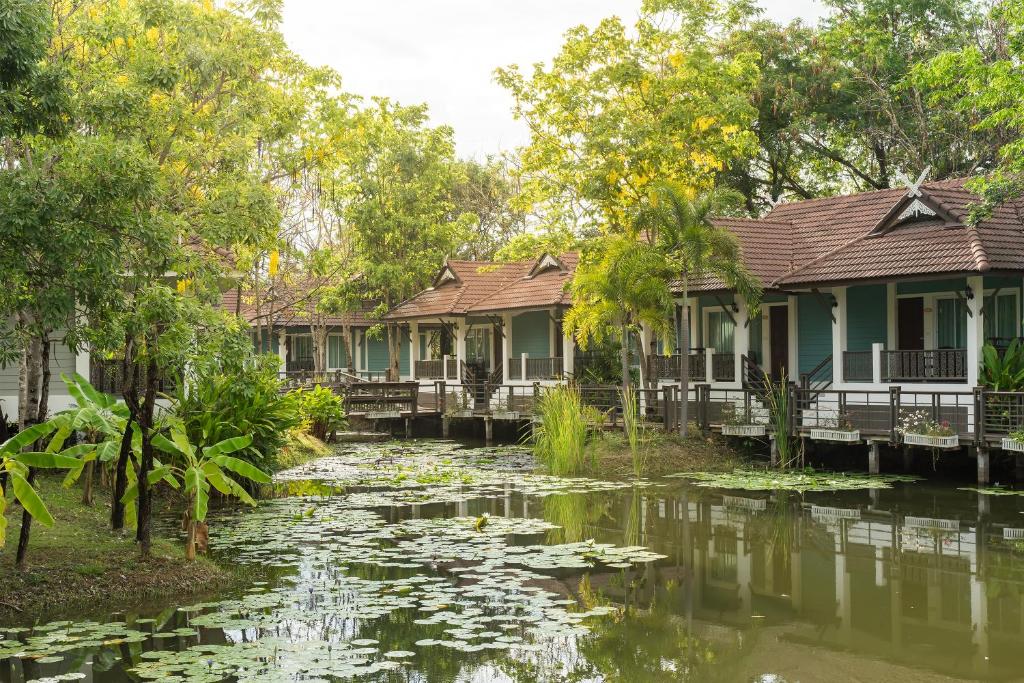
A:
<box><xmin>763</xmin><ymin>375</ymin><xmax>796</xmax><ymax>467</ymax></box>
<box><xmin>621</xmin><ymin>386</ymin><xmax>649</xmax><ymax>480</ymax></box>
<box><xmin>981</xmin><ymin>341</ymin><xmax>1024</xmax><ymax>392</ymax></box>
<box><xmin>533</xmin><ymin>385</ymin><xmax>595</xmax><ymax>476</ymax></box>
<box><xmin>170</xmin><ymin>354</ymin><xmax>299</xmax><ymax>474</ymax></box>
<box><xmin>291</xmin><ymin>385</ymin><xmax>346</xmax><ymax>441</ymax></box>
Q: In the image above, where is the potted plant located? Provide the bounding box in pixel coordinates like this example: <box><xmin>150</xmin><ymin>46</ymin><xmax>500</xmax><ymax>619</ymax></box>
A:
<box><xmin>1001</xmin><ymin>427</ymin><xmax>1024</xmax><ymax>453</ymax></box>
<box><xmin>810</xmin><ymin>413</ymin><xmax>861</xmax><ymax>443</ymax></box>
<box><xmin>446</xmin><ymin>390</ymin><xmax>473</xmax><ymax>419</ymax></box>
<box><xmin>899</xmin><ymin>410</ymin><xmax>959</xmax><ymax>449</ymax></box>
<box><xmin>720</xmin><ymin>402</ymin><xmax>766</xmax><ymax>437</ymax></box>
<box><xmin>491</xmin><ymin>395</ymin><xmax>520</xmax><ymax>421</ymax></box>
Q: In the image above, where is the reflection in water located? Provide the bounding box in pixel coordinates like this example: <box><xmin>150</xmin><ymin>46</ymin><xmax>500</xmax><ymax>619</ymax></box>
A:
<box><xmin>2</xmin><ymin>444</ymin><xmax>1024</xmax><ymax>681</ymax></box>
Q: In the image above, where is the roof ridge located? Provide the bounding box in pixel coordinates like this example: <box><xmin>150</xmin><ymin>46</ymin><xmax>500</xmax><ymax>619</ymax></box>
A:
<box><xmin>965</xmin><ymin>223</ymin><xmax>991</xmax><ymax>272</ymax></box>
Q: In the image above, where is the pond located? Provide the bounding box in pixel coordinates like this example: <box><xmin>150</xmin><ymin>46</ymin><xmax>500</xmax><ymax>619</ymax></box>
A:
<box><xmin>2</xmin><ymin>439</ymin><xmax>1024</xmax><ymax>682</ymax></box>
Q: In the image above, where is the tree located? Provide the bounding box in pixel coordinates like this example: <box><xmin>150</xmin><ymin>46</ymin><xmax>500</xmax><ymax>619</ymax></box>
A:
<box><xmin>915</xmin><ymin>0</ymin><xmax>1024</xmax><ymax>212</ymax></box>
<box><xmin>722</xmin><ymin>0</ymin><xmax>1002</xmax><ymax>210</ymax></box>
<box><xmin>495</xmin><ymin>0</ymin><xmax>759</xmax><ymax>235</ymax></box>
<box><xmin>564</xmin><ymin>234</ymin><xmax>675</xmax><ymax>395</ymax></box>
<box><xmin>332</xmin><ymin>98</ymin><xmax>474</xmax><ymax>379</ymax></box>
<box><xmin>451</xmin><ymin>157</ymin><xmax>528</xmax><ymax>260</ymax></box>
<box><xmin>647</xmin><ymin>184</ymin><xmax>762</xmax><ymax>436</ymax></box>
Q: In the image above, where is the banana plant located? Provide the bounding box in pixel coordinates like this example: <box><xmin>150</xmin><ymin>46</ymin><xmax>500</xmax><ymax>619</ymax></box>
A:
<box><xmin>136</xmin><ymin>423</ymin><xmax>267</xmax><ymax>560</ymax></box>
<box><xmin>57</xmin><ymin>373</ymin><xmax>131</xmax><ymax>503</ymax></box>
<box><xmin>0</xmin><ymin>421</ymin><xmax>82</xmax><ymax>548</ymax></box>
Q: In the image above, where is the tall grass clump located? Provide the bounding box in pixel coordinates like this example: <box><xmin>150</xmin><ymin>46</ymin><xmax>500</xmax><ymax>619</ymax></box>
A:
<box><xmin>621</xmin><ymin>386</ymin><xmax>649</xmax><ymax>479</ymax></box>
<box><xmin>764</xmin><ymin>375</ymin><xmax>798</xmax><ymax>468</ymax></box>
<box><xmin>533</xmin><ymin>385</ymin><xmax>593</xmax><ymax>475</ymax></box>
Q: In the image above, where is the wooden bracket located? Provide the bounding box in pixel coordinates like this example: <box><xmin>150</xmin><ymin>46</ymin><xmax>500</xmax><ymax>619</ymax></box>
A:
<box><xmin>711</xmin><ymin>293</ymin><xmax>737</xmax><ymax>326</ymax></box>
<box><xmin>979</xmin><ymin>287</ymin><xmax>1000</xmax><ymax>318</ymax></box>
<box><xmin>811</xmin><ymin>288</ymin><xmax>838</xmax><ymax>323</ymax></box>
<box><xmin>954</xmin><ymin>290</ymin><xmax>974</xmax><ymax>318</ymax></box>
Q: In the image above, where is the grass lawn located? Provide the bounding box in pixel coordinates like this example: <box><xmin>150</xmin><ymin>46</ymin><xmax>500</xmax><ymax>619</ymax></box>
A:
<box><xmin>0</xmin><ymin>475</ymin><xmax>241</xmax><ymax>623</ymax></box>
<box><xmin>589</xmin><ymin>428</ymin><xmax>753</xmax><ymax>478</ymax></box>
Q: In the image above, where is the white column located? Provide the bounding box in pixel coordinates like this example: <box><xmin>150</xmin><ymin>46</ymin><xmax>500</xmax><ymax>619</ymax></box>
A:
<box><xmin>640</xmin><ymin>322</ymin><xmax>655</xmax><ymax>385</ymax></box>
<box><xmin>886</xmin><ymin>283</ymin><xmax>897</xmax><ymax>350</ymax></box>
<box><xmin>734</xmin><ymin>298</ymin><xmax>750</xmax><ymax>387</ymax></box>
<box><xmin>75</xmin><ymin>345</ymin><xmax>90</xmax><ymax>379</ymax></box>
<box><xmin>277</xmin><ymin>329</ymin><xmax>287</xmax><ymax>370</ymax></box>
<box><xmin>832</xmin><ymin>286</ymin><xmax>847</xmax><ymax>385</ymax></box>
<box><xmin>704</xmin><ymin>347</ymin><xmax>714</xmax><ymax>384</ymax></box>
<box><xmin>409</xmin><ymin>321</ymin><xmax>420</xmax><ymax>380</ymax></box>
<box><xmin>872</xmin><ymin>342</ymin><xmax>884</xmax><ymax>384</ymax></box>
<box><xmin>967</xmin><ymin>275</ymin><xmax>985</xmax><ymax>387</ymax></box>
<box><xmin>562</xmin><ymin>328</ymin><xmax>575</xmax><ymax>379</ymax></box>
<box><xmin>502</xmin><ymin>313</ymin><xmax>512</xmax><ymax>380</ymax></box>
<box><xmin>787</xmin><ymin>295</ymin><xmax>799</xmax><ymax>380</ymax></box>
<box><xmin>455</xmin><ymin>321</ymin><xmax>468</xmax><ymax>371</ymax></box>
<box><xmin>521</xmin><ymin>353</ymin><xmax>528</xmax><ymax>383</ymax></box>
<box><xmin>548</xmin><ymin>308</ymin><xmax>557</xmax><ymax>358</ymax></box>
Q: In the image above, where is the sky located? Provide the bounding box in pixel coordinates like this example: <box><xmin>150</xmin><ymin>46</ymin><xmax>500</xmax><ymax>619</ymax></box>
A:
<box><xmin>281</xmin><ymin>1</ymin><xmax>828</xmax><ymax>159</ymax></box>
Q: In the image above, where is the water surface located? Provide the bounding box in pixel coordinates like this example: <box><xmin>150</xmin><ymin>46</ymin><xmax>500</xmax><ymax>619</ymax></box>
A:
<box><xmin>2</xmin><ymin>439</ymin><xmax>1023</xmax><ymax>682</ymax></box>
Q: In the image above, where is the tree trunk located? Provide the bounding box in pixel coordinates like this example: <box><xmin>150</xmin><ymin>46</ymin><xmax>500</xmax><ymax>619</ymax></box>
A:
<box><xmin>620</xmin><ymin>320</ymin><xmax>631</xmax><ymax>397</ymax></box>
<box><xmin>342</xmin><ymin>324</ymin><xmax>354</xmax><ymax>372</ymax></box>
<box><xmin>679</xmin><ymin>280</ymin><xmax>690</xmax><ymax>438</ymax></box>
<box><xmin>184</xmin><ymin>502</ymin><xmax>196</xmax><ymax>561</ymax></box>
<box><xmin>135</xmin><ymin>351</ymin><xmax>158</xmax><ymax>556</ymax></box>
<box><xmin>388</xmin><ymin>323</ymin><xmax>401</xmax><ymax>381</ymax></box>
<box><xmin>311</xmin><ymin>322</ymin><xmax>328</xmax><ymax>373</ymax></box>
<box><xmin>16</xmin><ymin>331</ymin><xmax>50</xmax><ymax>570</ymax></box>
<box><xmin>82</xmin><ymin>460</ymin><xmax>94</xmax><ymax>505</ymax></box>
<box><xmin>111</xmin><ymin>422</ymin><xmax>133</xmax><ymax>529</ymax></box>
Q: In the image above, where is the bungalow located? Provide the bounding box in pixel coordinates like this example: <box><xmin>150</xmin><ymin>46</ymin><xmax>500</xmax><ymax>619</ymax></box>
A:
<box><xmin>665</xmin><ymin>176</ymin><xmax>1024</xmax><ymax>395</ymax></box>
<box><xmin>384</xmin><ymin>253</ymin><xmax>577</xmax><ymax>386</ymax></box>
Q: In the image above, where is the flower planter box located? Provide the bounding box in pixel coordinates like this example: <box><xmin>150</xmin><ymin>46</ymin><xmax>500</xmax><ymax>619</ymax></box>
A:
<box><xmin>492</xmin><ymin>410</ymin><xmax>521</xmax><ymax>421</ymax></box>
<box><xmin>448</xmin><ymin>409</ymin><xmax>474</xmax><ymax>419</ymax></box>
<box><xmin>1001</xmin><ymin>437</ymin><xmax>1024</xmax><ymax>453</ymax></box>
<box><xmin>366</xmin><ymin>410</ymin><xmax>401</xmax><ymax>420</ymax></box>
<box><xmin>721</xmin><ymin>424</ymin><xmax>766</xmax><ymax>437</ymax></box>
<box><xmin>809</xmin><ymin>428</ymin><xmax>861</xmax><ymax>443</ymax></box>
<box><xmin>903</xmin><ymin>433</ymin><xmax>959</xmax><ymax>449</ymax></box>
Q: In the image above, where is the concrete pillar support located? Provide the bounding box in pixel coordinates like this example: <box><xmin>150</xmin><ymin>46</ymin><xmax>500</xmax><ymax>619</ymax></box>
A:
<box><xmin>868</xmin><ymin>442</ymin><xmax>880</xmax><ymax>475</ymax></box>
<box><xmin>485</xmin><ymin>416</ymin><xmax>493</xmax><ymax>445</ymax></box>
<box><xmin>977</xmin><ymin>447</ymin><xmax>991</xmax><ymax>486</ymax></box>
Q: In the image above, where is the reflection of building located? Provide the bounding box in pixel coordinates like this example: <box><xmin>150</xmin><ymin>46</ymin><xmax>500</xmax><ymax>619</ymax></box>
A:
<box><xmin>539</xmin><ymin>489</ymin><xmax>1024</xmax><ymax>681</ymax></box>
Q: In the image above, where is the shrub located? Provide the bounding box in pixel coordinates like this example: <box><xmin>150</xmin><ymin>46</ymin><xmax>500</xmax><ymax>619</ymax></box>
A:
<box><xmin>981</xmin><ymin>340</ymin><xmax>1024</xmax><ymax>391</ymax></box>
<box><xmin>533</xmin><ymin>385</ymin><xmax>594</xmax><ymax>475</ymax></box>
<box><xmin>291</xmin><ymin>385</ymin><xmax>346</xmax><ymax>441</ymax></box>
<box><xmin>169</xmin><ymin>355</ymin><xmax>300</xmax><ymax>473</ymax></box>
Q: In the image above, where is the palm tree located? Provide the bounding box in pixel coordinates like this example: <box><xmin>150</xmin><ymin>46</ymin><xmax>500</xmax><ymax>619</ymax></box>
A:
<box><xmin>564</xmin><ymin>233</ymin><xmax>675</xmax><ymax>396</ymax></box>
<box><xmin>647</xmin><ymin>184</ymin><xmax>763</xmax><ymax>437</ymax></box>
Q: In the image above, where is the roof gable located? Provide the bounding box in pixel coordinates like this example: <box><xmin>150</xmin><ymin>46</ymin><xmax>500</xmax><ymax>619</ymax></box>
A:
<box><xmin>432</xmin><ymin>263</ymin><xmax>462</xmax><ymax>288</ymax></box>
<box><xmin>869</xmin><ymin>190</ymin><xmax>958</xmax><ymax>237</ymax></box>
<box><xmin>527</xmin><ymin>253</ymin><xmax>565</xmax><ymax>278</ymax></box>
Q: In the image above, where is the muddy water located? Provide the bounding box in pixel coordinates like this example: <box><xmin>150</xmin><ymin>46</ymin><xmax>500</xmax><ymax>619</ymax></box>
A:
<box><xmin>1</xmin><ymin>440</ymin><xmax>1023</xmax><ymax>682</ymax></box>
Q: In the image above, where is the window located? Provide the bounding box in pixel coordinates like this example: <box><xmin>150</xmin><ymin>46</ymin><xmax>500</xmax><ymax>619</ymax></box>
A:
<box><xmin>707</xmin><ymin>310</ymin><xmax>735</xmax><ymax>353</ymax></box>
<box><xmin>984</xmin><ymin>292</ymin><xmax>1019</xmax><ymax>343</ymax></box>
<box><xmin>936</xmin><ymin>298</ymin><xmax>967</xmax><ymax>349</ymax></box>
<box><xmin>291</xmin><ymin>335</ymin><xmax>313</xmax><ymax>361</ymax></box>
<box><xmin>328</xmin><ymin>335</ymin><xmax>346</xmax><ymax>368</ymax></box>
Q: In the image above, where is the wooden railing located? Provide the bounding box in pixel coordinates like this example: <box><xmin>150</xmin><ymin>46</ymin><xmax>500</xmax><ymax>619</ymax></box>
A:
<box><xmin>344</xmin><ymin>382</ymin><xmax>419</xmax><ymax>417</ymax></box>
<box><xmin>711</xmin><ymin>353</ymin><xmax>735</xmax><ymax>382</ymax></box>
<box><xmin>842</xmin><ymin>351</ymin><xmax>873</xmax><ymax>382</ymax></box>
<box><xmin>285</xmin><ymin>359</ymin><xmax>315</xmax><ymax>372</ymax></box>
<box><xmin>882</xmin><ymin>349</ymin><xmax>967</xmax><ymax>383</ymax></box>
<box><xmin>507</xmin><ymin>356</ymin><xmax>563</xmax><ymax>381</ymax></box>
<box><xmin>414</xmin><ymin>359</ymin><xmax>444</xmax><ymax>379</ymax></box>
<box><xmin>647</xmin><ymin>353</ymin><xmax>706</xmax><ymax>381</ymax></box>
<box><xmin>446</xmin><ymin>357</ymin><xmax>459</xmax><ymax>380</ymax></box>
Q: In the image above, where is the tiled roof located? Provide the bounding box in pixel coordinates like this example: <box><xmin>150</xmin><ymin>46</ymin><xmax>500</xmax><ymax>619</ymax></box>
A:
<box><xmin>386</xmin><ymin>254</ymin><xmax>577</xmax><ymax>319</ymax></box>
<box><xmin>221</xmin><ymin>285</ymin><xmax>377</xmax><ymax>329</ymax></box>
<box><xmin>683</xmin><ymin>177</ymin><xmax>1024</xmax><ymax>292</ymax></box>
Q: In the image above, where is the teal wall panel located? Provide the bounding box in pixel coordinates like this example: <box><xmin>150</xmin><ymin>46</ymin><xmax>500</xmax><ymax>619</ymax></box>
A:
<box><xmin>797</xmin><ymin>294</ymin><xmax>833</xmax><ymax>375</ymax></box>
<box><xmin>846</xmin><ymin>284</ymin><xmax>888</xmax><ymax>352</ymax></box>
<box><xmin>510</xmin><ymin>311</ymin><xmax>550</xmax><ymax>358</ymax></box>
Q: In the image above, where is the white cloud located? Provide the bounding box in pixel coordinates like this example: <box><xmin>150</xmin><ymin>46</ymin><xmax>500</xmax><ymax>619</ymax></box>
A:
<box><xmin>281</xmin><ymin>0</ymin><xmax>828</xmax><ymax>159</ymax></box>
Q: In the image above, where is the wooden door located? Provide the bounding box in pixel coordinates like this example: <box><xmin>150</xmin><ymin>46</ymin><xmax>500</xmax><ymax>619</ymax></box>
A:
<box><xmin>898</xmin><ymin>297</ymin><xmax>925</xmax><ymax>350</ymax></box>
<box><xmin>769</xmin><ymin>307</ymin><xmax>789</xmax><ymax>380</ymax></box>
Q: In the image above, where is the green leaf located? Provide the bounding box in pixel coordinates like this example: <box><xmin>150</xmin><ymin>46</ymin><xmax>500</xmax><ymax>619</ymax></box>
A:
<box><xmin>0</xmin><ymin>422</ymin><xmax>57</xmax><ymax>454</ymax></box>
<box><xmin>14</xmin><ymin>452</ymin><xmax>82</xmax><ymax>469</ymax></box>
<box><xmin>210</xmin><ymin>455</ymin><xmax>270</xmax><ymax>484</ymax></box>
<box><xmin>204</xmin><ymin>435</ymin><xmax>253</xmax><ymax>458</ymax></box>
<box><xmin>10</xmin><ymin>472</ymin><xmax>54</xmax><ymax>528</ymax></box>
<box><xmin>0</xmin><ymin>485</ymin><xmax>6</xmax><ymax>548</ymax></box>
<box><xmin>153</xmin><ymin>433</ymin><xmax>186</xmax><ymax>457</ymax></box>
